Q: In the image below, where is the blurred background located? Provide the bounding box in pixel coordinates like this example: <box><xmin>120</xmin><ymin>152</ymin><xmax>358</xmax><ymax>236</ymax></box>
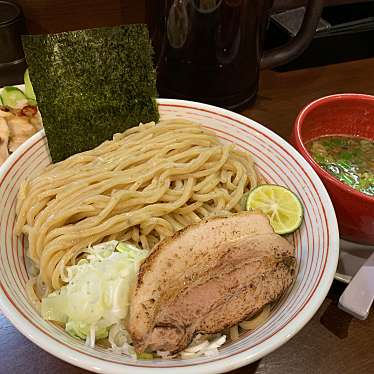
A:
<box><xmin>1</xmin><ymin>0</ymin><xmax>374</xmax><ymax>87</ymax></box>
<box><xmin>8</xmin><ymin>0</ymin><xmax>374</xmax><ymax>70</ymax></box>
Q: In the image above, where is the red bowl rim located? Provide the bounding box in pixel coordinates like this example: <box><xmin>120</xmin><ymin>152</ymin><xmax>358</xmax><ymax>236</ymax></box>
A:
<box><xmin>293</xmin><ymin>93</ymin><xmax>374</xmax><ymax>203</ymax></box>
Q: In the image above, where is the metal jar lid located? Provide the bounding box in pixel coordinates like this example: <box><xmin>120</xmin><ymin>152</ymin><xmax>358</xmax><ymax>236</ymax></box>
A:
<box><xmin>0</xmin><ymin>0</ymin><xmax>21</xmax><ymax>26</ymax></box>
<box><xmin>0</xmin><ymin>0</ymin><xmax>27</xmax><ymax>65</ymax></box>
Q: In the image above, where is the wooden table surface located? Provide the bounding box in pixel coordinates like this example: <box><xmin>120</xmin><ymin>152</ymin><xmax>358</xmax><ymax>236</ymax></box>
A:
<box><xmin>1</xmin><ymin>57</ymin><xmax>374</xmax><ymax>373</ymax></box>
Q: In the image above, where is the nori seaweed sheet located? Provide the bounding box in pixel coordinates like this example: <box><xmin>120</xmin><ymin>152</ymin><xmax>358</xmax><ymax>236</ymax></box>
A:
<box><xmin>22</xmin><ymin>24</ymin><xmax>159</xmax><ymax>162</ymax></box>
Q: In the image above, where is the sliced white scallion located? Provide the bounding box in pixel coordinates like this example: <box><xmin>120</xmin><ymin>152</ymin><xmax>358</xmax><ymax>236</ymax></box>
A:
<box><xmin>41</xmin><ymin>240</ymin><xmax>148</xmax><ymax>348</ymax></box>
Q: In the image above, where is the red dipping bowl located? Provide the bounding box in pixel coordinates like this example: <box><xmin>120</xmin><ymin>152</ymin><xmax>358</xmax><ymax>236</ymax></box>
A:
<box><xmin>292</xmin><ymin>93</ymin><xmax>374</xmax><ymax>245</ymax></box>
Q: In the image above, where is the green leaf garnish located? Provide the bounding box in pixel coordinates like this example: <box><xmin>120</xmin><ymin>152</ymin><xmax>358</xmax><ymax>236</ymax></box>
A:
<box><xmin>22</xmin><ymin>24</ymin><xmax>159</xmax><ymax>163</ymax></box>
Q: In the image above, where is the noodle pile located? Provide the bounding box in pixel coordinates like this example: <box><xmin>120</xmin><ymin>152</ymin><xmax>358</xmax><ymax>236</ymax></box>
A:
<box><xmin>15</xmin><ymin>119</ymin><xmax>259</xmax><ymax>297</ymax></box>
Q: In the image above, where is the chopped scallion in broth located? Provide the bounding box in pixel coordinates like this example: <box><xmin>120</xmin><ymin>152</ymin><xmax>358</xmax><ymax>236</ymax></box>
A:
<box><xmin>306</xmin><ymin>136</ymin><xmax>374</xmax><ymax>197</ymax></box>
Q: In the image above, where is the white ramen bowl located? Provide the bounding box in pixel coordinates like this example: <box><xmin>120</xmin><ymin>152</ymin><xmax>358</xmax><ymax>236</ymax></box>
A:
<box><xmin>0</xmin><ymin>99</ymin><xmax>339</xmax><ymax>374</ymax></box>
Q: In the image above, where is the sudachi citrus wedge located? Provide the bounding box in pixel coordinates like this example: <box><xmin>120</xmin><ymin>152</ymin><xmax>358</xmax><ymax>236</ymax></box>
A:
<box><xmin>245</xmin><ymin>184</ymin><xmax>303</xmax><ymax>235</ymax></box>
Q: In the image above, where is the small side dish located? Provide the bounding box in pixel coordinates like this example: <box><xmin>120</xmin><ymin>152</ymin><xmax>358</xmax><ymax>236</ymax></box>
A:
<box><xmin>0</xmin><ymin>70</ymin><xmax>42</xmax><ymax>165</ymax></box>
<box><xmin>293</xmin><ymin>93</ymin><xmax>374</xmax><ymax>245</ymax></box>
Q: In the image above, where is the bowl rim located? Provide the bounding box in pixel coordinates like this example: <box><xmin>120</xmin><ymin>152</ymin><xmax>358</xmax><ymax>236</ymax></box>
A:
<box><xmin>0</xmin><ymin>98</ymin><xmax>340</xmax><ymax>374</ymax></box>
<box><xmin>293</xmin><ymin>93</ymin><xmax>374</xmax><ymax>203</ymax></box>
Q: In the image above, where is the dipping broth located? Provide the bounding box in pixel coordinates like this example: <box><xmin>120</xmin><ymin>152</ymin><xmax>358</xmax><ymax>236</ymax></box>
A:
<box><xmin>306</xmin><ymin>136</ymin><xmax>374</xmax><ymax>197</ymax></box>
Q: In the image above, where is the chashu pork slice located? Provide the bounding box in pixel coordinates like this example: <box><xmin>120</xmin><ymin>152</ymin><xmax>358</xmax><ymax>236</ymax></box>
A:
<box><xmin>128</xmin><ymin>212</ymin><xmax>295</xmax><ymax>353</ymax></box>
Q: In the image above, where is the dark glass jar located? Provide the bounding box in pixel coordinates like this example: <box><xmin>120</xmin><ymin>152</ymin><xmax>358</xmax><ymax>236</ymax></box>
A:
<box><xmin>147</xmin><ymin>0</ymin><xmax>323</xmax><ymax>110</ymax></box>
<box><xmin>0</xmin><ymin>0</ymin><xmax>28</xmax><ymax>86</ymax></box>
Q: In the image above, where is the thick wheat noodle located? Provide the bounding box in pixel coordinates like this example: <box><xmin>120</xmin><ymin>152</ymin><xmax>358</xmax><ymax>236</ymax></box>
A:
<box><xmin>16</xmin><ymin>119</ymin><xmax>259</xmax><ymax>294</ymax></box>
<box><xmin>239</xmin><ymin>305</ymin><xmax>271</xmax><ymax>330</ymax></box>
<box><xmin>228</xmin><ymin>305</ymin><xmax>271</xmax><ymax>341</ymax></box>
